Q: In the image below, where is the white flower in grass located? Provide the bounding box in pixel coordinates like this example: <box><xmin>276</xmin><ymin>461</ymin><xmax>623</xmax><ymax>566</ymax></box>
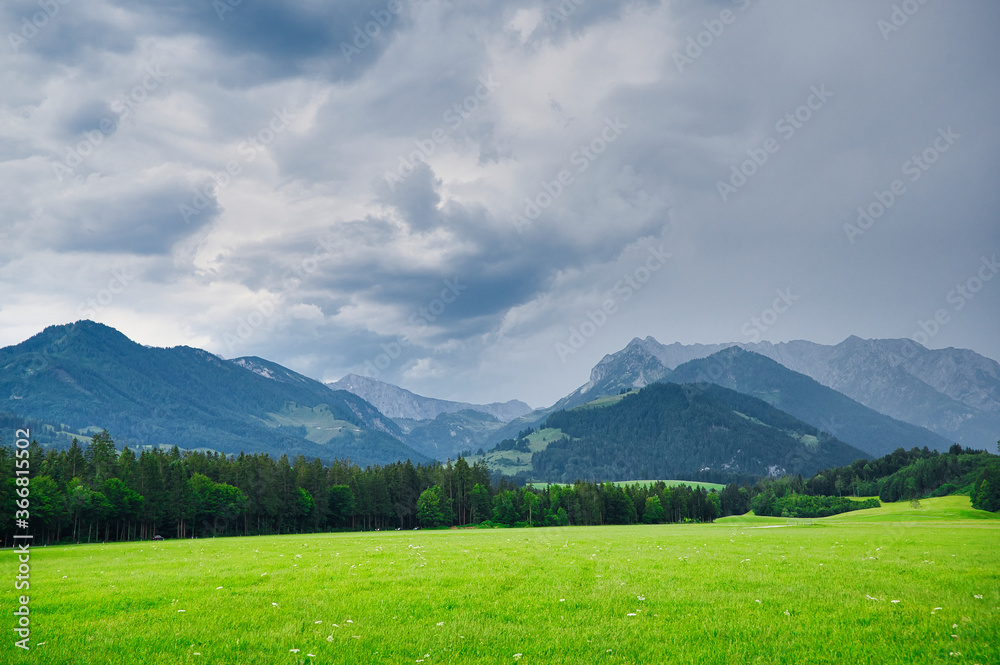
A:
<box><xmin>890</xmin><ymin>600</ymin><xmax>900</xmax><ymax>603</ymax></box>
<box><xmin>290</xmin><ymin>648</ymin><xmax>300</xmax><ymax>653</ymax></box>
<box><xmin>513</xmin><ymin>655</ymin><xmax>522</xmax><ymax>661</ymax></box>
<box><xmin>974</xmin><ymin>595</ymin><xmax>983</xmax><ymax>599</ymax></box>
<box><xmin>308</xmin><ymin>655</ymin><xmax>316</xmax><ymax>658</ymax></box>
<box><xmin>216</xmin><ymin>586</ymin><xmax>223</xmax><ymax>590</ymax></box>
<box><xmin>326</xmin><ymin>636</ymin><xmax>334</xmax><ymax>642</ymax></box>
<box><xmin>315</xmin><ymin>620</ymin><xmax>322</xmax><ymax>624</ymax></box>
<box><xmin>637</xmin><ymin>595</ymin><xmax>645</xmax><ymax>601</ymax></box>
<box><xmin>784</xmin><ymin>611</ymin><xmax>790</xmax><ymax>616</ymax></box>
<box><xmin>346</xmin><ymin>619</ymin><xmax>353</xmax><ymax>623</ymax></box>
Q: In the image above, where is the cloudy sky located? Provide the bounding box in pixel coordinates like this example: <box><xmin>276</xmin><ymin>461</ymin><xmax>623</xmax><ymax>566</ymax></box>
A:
<box><xmin>1</xmin><ymin>0</ymin><xmax>998</xmax><ymax>408</ymax></box>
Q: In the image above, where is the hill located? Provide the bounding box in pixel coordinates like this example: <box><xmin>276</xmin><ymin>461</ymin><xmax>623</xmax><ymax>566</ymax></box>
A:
<box><xmin>529</xmin><ymin>383</ymin><xmax>868</xmax><ymax>483</ymax></box>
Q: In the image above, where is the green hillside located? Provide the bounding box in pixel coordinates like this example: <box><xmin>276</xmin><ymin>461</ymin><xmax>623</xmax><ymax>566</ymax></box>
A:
<box><xmin>533</xmin><ymin>383</ymin><xmax>868</xmax><ymax>483</ymax></box>
<box><xmin>0</xmin><ymin>321</ymin><xmax>425</xmax><ymax>466</ymax></box>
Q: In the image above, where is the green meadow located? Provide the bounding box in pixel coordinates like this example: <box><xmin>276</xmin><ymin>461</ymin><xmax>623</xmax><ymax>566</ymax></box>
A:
<box><xmin>8</xmin><ymin>496</ymin><xmax>999</xmax><ymax>664</ymax></box>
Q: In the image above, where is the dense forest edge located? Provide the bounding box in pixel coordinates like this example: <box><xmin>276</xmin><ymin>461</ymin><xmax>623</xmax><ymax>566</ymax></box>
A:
<box><xmin>3</xmin><ymin>431</ymin><xmax>998</xmax><ymax>547</ymax></box>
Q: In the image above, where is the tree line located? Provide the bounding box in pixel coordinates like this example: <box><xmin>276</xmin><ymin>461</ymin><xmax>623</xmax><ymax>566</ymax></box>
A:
<box><xmin>1</xmin><ymin>431</ymin><xmax>727</xmax><ymax>547</ymax></box>
<box><xmin>4</xmin><ymin>434</ymin><xmax>997</xmax><ymax>548</ymax></box>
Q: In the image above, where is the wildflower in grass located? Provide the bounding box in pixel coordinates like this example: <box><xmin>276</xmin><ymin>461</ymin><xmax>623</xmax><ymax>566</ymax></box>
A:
<box><xmin>891</xmin><ymin>600</ymin><xmax>900</xmax><ymax>603</ymax></box>
<box><xmin>974</xmin><ymin>595</ymin><xmax>983</xmax><ymax>599</ymax></box>
<box><xmin>216</xmin><ymin>586</ymin><xmax>223</xmax><ymax>590</ymax></box>
<box><xmin>637</xmin><ymin>595</ymin><xmax>645</xmax><ymax>601</ymax></box>
<box><xmin>290</xmin><ymin>649</ymin><xmax>300</xmax><ymax>653</ymax></box>
<box><xmin>627</xmin><ymin>613</ymin><xmax>637</xmax><ymax>617</ymax></box>
<box><xmin>315</xmin><ymin>620</ymin><xmax>322</xmax><ymax>624</ymax></box>
<box><xmin>326</xmin><ymin>636</ymin><xmax>334</xmax><ymax>642</ymax></box>
<box><xmin>513</xmin><ymin>655</ymin><xmax>522</xmax><ymax>661</ymax></box>
<box><xmin>437</xmin><ymin>622</ymin><xmax>444</xmax><ymax>626</ymax></box>
<box><xmin>178</xmin><ymin>610</ymin><xmax>185</xmax><ymax>613</ymax></box>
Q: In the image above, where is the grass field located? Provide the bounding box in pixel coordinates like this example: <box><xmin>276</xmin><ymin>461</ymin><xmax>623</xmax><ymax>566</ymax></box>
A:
<box><xmin>6</xmin><ymin>496</ymin><xmax>999</xmax><ymax>664</ymax></box>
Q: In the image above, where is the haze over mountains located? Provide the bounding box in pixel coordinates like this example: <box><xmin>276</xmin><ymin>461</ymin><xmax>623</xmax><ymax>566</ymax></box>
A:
<box><xmin>327</xmin><ymin>374</ymin><xmax>531</xmax><ymax>423</ymax></box>
<box><xmin>2</xmin><ymin>321</ymin><xmax>997</xmax><ymax>481</ymax></box>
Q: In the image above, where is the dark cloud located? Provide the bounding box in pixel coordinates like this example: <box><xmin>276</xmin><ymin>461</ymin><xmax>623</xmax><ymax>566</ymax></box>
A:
<box><xmin>1</xmin><ymin>0</ymin><xmax>997</xmax><ymax>407</ymax></box>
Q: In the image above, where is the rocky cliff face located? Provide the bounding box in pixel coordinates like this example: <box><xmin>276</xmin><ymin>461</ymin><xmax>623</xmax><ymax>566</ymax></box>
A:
<box><xmin>327</xmin><ymin>374</ymin><xmax>531</xmax><ymax>423</ymax></box>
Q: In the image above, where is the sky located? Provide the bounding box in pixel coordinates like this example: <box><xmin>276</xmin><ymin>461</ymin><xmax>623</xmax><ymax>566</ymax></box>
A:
<box><xmin>1</xmin><ymin>0</ymin><xmax>998</xmax><ymax>409</ymax></box>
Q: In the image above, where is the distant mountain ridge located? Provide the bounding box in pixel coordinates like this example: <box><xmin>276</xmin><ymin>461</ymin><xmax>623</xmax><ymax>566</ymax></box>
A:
<box><xmin>328</xmin><ymin>373</ymin><xmax>531</xmax><ymax>422</ymax></box>
<box><xmin>569</xmin><ymin>336</ymin><xmax>1000</xmax><ymax>450</ymax></box>
<box><xmin>0</xmin><ymin>321</ymin><xmax>426</xmax><ymax>466</ymax></box>
<box><xmin>667</xmin><ymin>348</ymin><xmax>954</xmax><ymax>457</ymax></box>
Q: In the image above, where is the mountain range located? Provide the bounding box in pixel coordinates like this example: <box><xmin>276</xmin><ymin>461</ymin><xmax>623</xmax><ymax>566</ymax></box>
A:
<box><xmin>2</xmin><ymin>321</ymin><xmax>997</xmax><ymax>481</ymax></box>
<box><xmin>0</xmin><ymin>321</ymin><xmax>425</xmax><ymax>466</ymax></box>
<box><xmin>491</xmin><ymin>336</ymin><xmax>999</xmax><ymax>454</ymax></box>
<box><xmin>327</xmin><ymin>373</ymin><xmax>531</xmax><ymax>422</ymax></box>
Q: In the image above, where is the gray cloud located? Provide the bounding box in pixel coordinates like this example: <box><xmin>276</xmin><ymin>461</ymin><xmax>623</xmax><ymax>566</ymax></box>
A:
<box><xmin>0</xmin><ymin>0</ymin><xmax>998</xmax><ymax>409</ymax></box>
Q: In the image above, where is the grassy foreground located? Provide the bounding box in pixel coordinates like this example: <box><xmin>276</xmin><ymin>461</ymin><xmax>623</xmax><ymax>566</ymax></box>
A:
<box><xmin>6</xmin><ymin>497</ymin><xmax>999</xmax><ymax>664</ymax></box>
